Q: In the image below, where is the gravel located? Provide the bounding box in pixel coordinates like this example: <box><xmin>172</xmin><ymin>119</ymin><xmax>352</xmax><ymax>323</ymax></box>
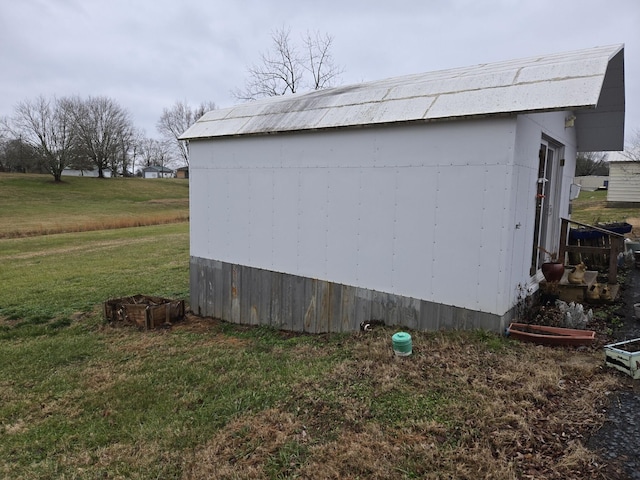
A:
<box><xmin>587</xmin><ymin>266</ymin><xmax>640</xmax><ymax>479</ymax></box>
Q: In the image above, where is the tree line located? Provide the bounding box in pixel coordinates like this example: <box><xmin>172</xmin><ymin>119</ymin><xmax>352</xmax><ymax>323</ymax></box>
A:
<box><xmin>0</xmin><ymin>27</ymin><xmax>342</xmax><ymax>182</ymax></box>
<box><xmin>0</xmin><ymin>95</ymin><xmax>216</xmax><ymax>181</ymax></box>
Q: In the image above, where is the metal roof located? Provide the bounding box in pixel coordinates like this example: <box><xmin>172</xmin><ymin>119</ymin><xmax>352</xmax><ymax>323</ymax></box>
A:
<box><xmin>181</xmin><ymin>44</ymin><xmax>625</xmax><ymax>150</ymax></box>
<box><xmin>608</xmin><ymin>151</ymin><xmax>637</xmax><ymax>162</ymax></box>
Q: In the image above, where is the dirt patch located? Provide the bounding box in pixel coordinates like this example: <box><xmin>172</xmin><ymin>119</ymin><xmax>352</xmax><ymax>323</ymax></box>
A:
<box><xmin>174</xmin><ymin>313</ymin><xmax>223</xmax><ymax>334</ymax></box>
<box><xmin>183</xmin><ymin>409</ymin><xmax>306</xmax><ymax>479</ymax></box>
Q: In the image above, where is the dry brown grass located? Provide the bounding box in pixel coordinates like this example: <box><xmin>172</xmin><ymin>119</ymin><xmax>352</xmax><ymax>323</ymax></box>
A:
<box><xmin>178</xmin><ymin>328</ymin><xmax>623</xmax><ymax>479</ymax></box>
<box><xmin>0</xmin><ymin>212</ymin><xmax>189</xmax><ymax>239</ymax></box>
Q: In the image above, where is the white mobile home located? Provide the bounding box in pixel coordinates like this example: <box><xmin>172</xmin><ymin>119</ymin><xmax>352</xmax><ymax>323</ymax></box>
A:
<box><xmin>181</xmin><ymin>44</ymin><xmax>625</xmax><ymax>333</ymax></box>
<box><xmin>142</xmin><ymin>166</ymin><xmax>174</xmax><ymax>178</ymax></box>
<box><xmin>607</xmin><ymin>151</ymin><xmax>640</xmax><ymax>203</ymax></box>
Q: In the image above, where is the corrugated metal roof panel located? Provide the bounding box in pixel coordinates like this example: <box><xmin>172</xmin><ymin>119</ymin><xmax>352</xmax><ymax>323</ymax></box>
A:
<box><xmin>180</xmin><ymin>44</ymin><xmax>624</xmax><ymax>145</ymax></box>
<box><xmin>426</xmin><ymin>76</ymin><xmax>604</xmax><ymax>119</ymax></box>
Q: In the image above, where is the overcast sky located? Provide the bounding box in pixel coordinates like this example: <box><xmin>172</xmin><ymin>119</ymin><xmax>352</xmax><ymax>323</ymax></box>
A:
<box><xmin>1</xmin><ymin>0</ymin><xmax>638</xmax><ymax>145</ymax></box>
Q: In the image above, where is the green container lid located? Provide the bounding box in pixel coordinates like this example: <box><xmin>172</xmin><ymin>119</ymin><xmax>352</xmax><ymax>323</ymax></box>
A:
<box><xmin>392</xmin><ymin>332</ymin><xmax>412</xmax><ymax>356</ymax></box>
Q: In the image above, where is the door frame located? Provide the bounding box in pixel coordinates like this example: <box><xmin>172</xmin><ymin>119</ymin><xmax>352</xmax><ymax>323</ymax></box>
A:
<box><xmin>530</xmin><ymin>136</ymin><xmax>564</xmax><ymax>274</ymax></box>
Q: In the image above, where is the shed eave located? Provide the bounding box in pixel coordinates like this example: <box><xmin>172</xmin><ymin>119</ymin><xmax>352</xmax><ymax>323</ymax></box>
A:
<box><xmin>180</xmin><ymin>106</ymin><xmax>594</xmax><ymax>142</ymax></box>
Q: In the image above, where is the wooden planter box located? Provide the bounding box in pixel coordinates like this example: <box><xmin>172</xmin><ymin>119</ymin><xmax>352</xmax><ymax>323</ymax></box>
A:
<box><xmin>104</xmin><ymin>295</ymin><xmax>184</xmax><ymax>329</ymax></box>
<box><xmin>604</xmin><ymin>338</ymin><xmax>640</xmax><ymax>379</ymax></box>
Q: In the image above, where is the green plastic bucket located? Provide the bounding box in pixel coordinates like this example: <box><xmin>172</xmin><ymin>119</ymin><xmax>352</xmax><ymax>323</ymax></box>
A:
<box><xmin>392</xmin><ymin>332</ymin><xmax>412</xmax><ymax>356</ymax></box>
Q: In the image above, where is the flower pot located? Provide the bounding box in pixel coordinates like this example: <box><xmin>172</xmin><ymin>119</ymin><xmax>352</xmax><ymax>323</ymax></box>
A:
<box><xmin>541</xmin><ymin>262</ymin><xmax>564</xmax><ymax>282</ymax></box>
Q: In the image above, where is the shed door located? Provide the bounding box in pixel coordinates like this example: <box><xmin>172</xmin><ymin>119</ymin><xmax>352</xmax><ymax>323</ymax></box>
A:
<box><xmin>530</xmin><ymin>138</ymin><xmax>563</xmax><ymax>275</ymax></box>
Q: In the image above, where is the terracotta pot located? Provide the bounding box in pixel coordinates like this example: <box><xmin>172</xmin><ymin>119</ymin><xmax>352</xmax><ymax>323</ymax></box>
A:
<box><xmin>541</xmin><ymin>262</ymin><xmax>564</xmax><ymax>282</ymax></box>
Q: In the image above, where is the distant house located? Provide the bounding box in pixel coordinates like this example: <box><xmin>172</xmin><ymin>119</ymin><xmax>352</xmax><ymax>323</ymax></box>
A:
<box><xmin>574</xmin><ymin>175</ymin><xmax>609</xmax><ymax>191</ymax></box>
<box><xmin>176</xmin><ymin>166</ymin><xmax>189</xmax><ymax>179</ymax></box>
<box><xmin>142</xmin><ymin>166</ymin><xmax>174</xmax><ymax>179</ymax></box>
<box><xmin>607</xmin><ymin>152</ymin><xmax>640</xmax><ymax>203</ymax></box>
<box><xmin>181</xmin><ymin>44</ymin><xmax>625</xmax><ymax>334</ymax></box>
<box><xmin>62</xmin><ymin>168</ymin><xmax>112</xmax><ymax>178</ymax></box>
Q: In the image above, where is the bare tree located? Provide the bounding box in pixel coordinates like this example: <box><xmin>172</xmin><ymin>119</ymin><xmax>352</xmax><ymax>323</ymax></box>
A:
<box><xmin>622</xmin><ymin>128</ymin><xmax>640</xmax><ymax>161</ymax></box>
<box><xmin>304</xmin><ymin>30</ymin><xmax>342</xmax><ymax>90</ymax></box>
<box><xmin>136</xmin><ymin>137</ymin><xmax>173</xmax><ymax>174</ymax></box>
<box><xmin>233</xmin><ymin>26</ymin><xmax>343</xmax><ymax>101</ymax></box>
<box><xmin>70</xmin><ymin>96</ymin><xmax>134</xmax><ymax>178</ymax></box>
<box><xmin>156</xmin><ymin>100</ymin><xmax>216</xmax><ymax>166</ymax></box>
<box><xmin>575</xmin><ymin>151</ymin><xmax>609</xmax><ymax>176</ymax></box>
<box><xmin>8</xmin><ymin>96</ymin><xmax>78</xmax><ymax>182</ymax></box>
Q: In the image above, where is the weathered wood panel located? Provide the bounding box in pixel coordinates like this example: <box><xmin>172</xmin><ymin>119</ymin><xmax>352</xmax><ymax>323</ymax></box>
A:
<box><xmin>190</xmin><ymin>258</ymin><xmax>200</xmax><ymax>315</ymax></box>
<box><xmin>240</xmin><ymin>264</ymin><xmax>252</xmax><ymax>325</ymax></box>
<box><xmin>248</xmin><ymin>266</ymin><xmax>261</xmax><ymax>325</ymax></box>
<box><xmin>355</xmin><ymin>288</ymin><xmax>372</xmax><ymax>328</ymax></box>
<box><xmin>222</xmin><ymin>262</ymin><xmax>232</xmax><ymax>322</ymax></box>
<box><xmin>231</xmin><ymin>264</ymin><xmax>241</xmax><ymax>324</ymax></box>
<box><xmin>419</xmin><ymin>300</ymin><xmax>440</xmax><ymax>331</ymax></box>
<box><xmin>291</xmin><ymin>275</ymin><xmax>306</xmax><ymax>332</ymax></box>
<box><xmin>280</xmin><ymin>273</ymin><xmax>294</xmax><ymax>331</ymax></box>
<box><xmin>258</xmin><ymin>269</ymin><xmax>271</xmax><ymax>326</ymax></box>
<box><xmin>303</xmin><ymin>278</ymin><xmax>317</xmax><ymax>333</ymax></box>
<box><xmin>270</xmin><ymin>271</ymin><xmax>282</xmax><ymax>328</ymax></box>
<box><xmin>316</xmin><ymin>280</ymin><xmax>331</xmax><ymax>333</ymax></box>
<box><xmin>190</xmin><ymin>257</ymin><xmax>505</xmax><ymax>333</ymax></box>
<box><xmin>213</xmin><ymin>260</ymin><xmax>223</xmax><ymax>319</ymax></box>
<box><xmin>341</xmin><ymin>285</ymin><xmax>356</xmax><ymax>332</ymax></box>
<box><xmin>329</xmin><ymin>283</ymin><xmax>342</xmax><ymax>332</ymax></box>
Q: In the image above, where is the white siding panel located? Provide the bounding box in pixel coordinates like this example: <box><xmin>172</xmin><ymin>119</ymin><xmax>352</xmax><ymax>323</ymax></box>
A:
<box><xmin>206</xmin><ymin>169</ymin><xmax>231</xmax><ymax>260</ymax></box>
<box><xmin>297</xmin><ymin>169</ymin><xmax>329</xmax><ymax>277</ymax></box>
<box><xmin>391</xmin><ymin>167</ymin><xmax>438</xmax><ymax>299</ymax></box>
<box><xmin>248</xmin><ymin>170</ymin><xmax>274</xmax><ymax>265</ymax></box>
<box><xmin>279</xmin><ymin>132</ymin><xmax>367</xmax><ymax>169</ymax></box>
<box><xmin>189</xmin><ymin>168</ymin><xmax>209</xmax><ymax>259</ymax></box>
<box><xmin>271</xmin><ymin>170</ymin><xmax>300</xmax><ymax>274</ymax></box>
<box><xmin>224</xmin><ymin>170</ymin><xmax>251</xmax><ymax>265</ymax></box>
<box><xmin>476</xmin><ymin>166</ymin><xmax>511</xmax><ymax>313</ymax></box>
<box><xmin>325</xmin><ymin>168</ymin><xmax>360</xmax><ymax>285</ymax></box>
<box><xmin>355</xmin><ymin>168</ymin><xmax>396</xmax><ymax>290</ymax></box>
<box><xmin>430</xmin><ymin>165</ymin><xmax>484</xmax><ymax>308</ymax></box>
<box><xmin>607</xmin><ymin>163</ymin><xmax>640</xmax><ymax>202</ymax></box>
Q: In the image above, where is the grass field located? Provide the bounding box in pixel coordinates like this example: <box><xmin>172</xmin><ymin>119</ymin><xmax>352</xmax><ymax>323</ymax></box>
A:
<box><xmin>0</xmin><ymin>173</ymin><xmax>189</xmax><ymax>238</ymax></box>
<box><xmin>571</xmin><ymin>189</ymin><xmax>640</xmax><ymax>233</ymax></box>
<box><xmin>0</xmin><ymin>174</ymin><xmax>634</xmax><ymax>479</ymax></box>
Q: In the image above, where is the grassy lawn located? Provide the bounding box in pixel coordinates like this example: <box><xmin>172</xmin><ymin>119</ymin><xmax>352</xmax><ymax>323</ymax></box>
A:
<box><xmin>0</xmin><ymin>175</ymin><xmax>633</xmax><ymax>479</ymax></box>
<box><xmin>0</xmin><ymin>173</ymin><xmax>189</xmax><ymax>238</ymax></box>
<box><xmin>571</xmin><ymin>189</ymin><xmax>640</xmax><ymax>230</ymax></box>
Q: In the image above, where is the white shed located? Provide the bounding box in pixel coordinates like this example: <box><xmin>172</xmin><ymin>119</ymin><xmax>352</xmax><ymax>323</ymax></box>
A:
<box><xmin>607</xmin><ymin>151</ymin><xmax>640</xmax><ymax>203</ymax></box>
<box><xmin>181</xmin><ymin>44</ymin><xmax>625</xmax><ymax>333</ymax></box>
